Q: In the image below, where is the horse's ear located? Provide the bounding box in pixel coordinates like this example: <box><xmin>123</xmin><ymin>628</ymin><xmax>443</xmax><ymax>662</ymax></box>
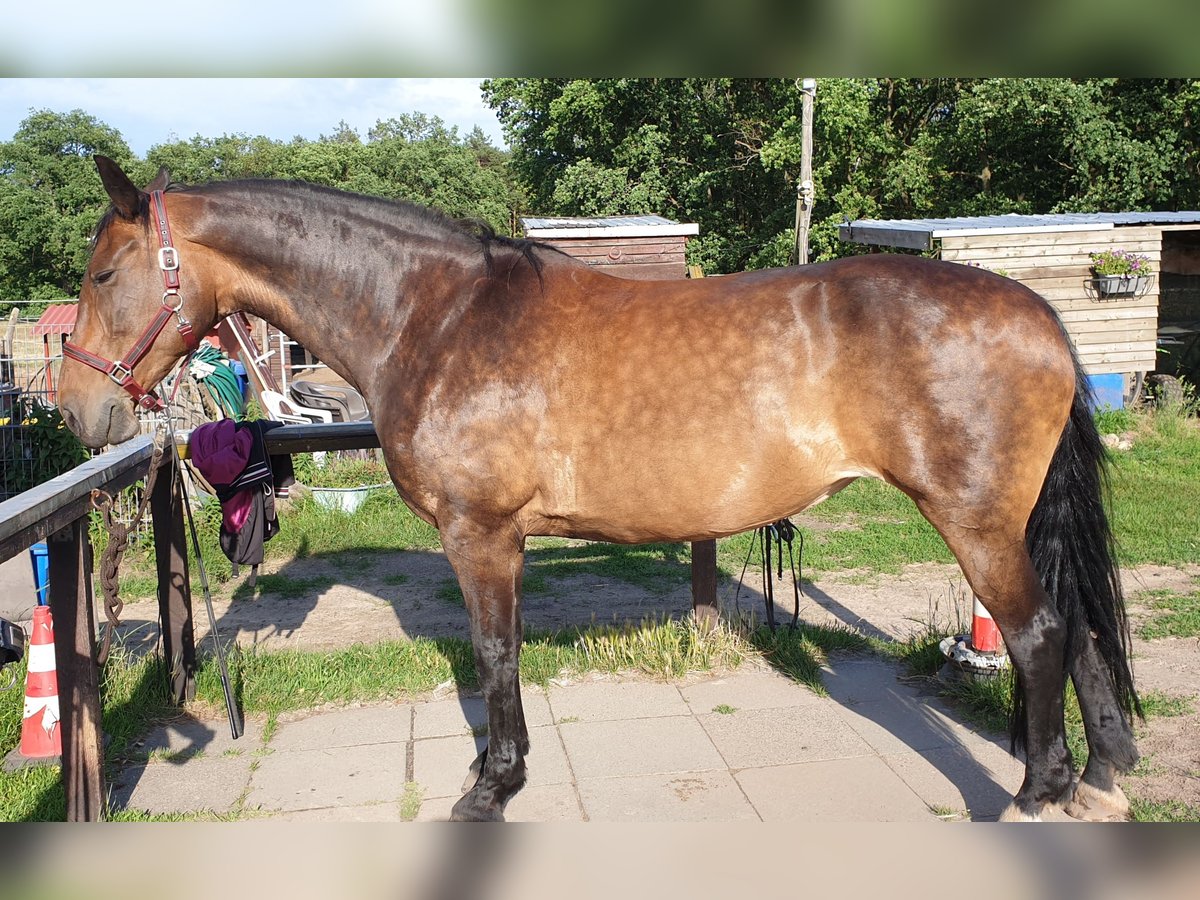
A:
<box><xmin>94</xmin><ymin>155</ymin><xmax>145</xmax><ymax>220</ymax></box>
<box><xmin>147</xmin><ymin>166</ymin><xmax>171</xmax><ymax>193</ymax></box>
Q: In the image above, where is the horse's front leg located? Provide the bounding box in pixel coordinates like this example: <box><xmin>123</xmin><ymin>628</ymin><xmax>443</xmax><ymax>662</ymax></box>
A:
<box><xmin>439</xmin><ymin>514</ymin><xmax>529</xmax><ymax>822</ymax></box>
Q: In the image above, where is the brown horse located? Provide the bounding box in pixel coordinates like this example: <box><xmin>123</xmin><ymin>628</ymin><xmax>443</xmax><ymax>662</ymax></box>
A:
<box><xmin>58</xmin><ymin>157</ymin><xmax>1140</xmax><ymax>821</ymax></box>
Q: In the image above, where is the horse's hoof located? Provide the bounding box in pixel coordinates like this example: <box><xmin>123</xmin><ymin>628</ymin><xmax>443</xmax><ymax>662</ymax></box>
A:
<box><xmin>449</xmin><ymin>796</ymin><xmax>505</xmax><ymax>822</ymax></box>
<box><xmin>1064</xmin><ymin>780</ymin><xmax>1130</xmax><ymax>822</ymax></box>
<box><xmin>998</xmin><ymin>802</ymin><xmax>1043</xmax><ymax>822</ymax></box>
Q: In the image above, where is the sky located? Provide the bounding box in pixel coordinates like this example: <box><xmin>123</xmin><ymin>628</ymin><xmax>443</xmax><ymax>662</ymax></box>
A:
<box><xmin>0</xmin><ymin>78</ymin><xmax>508</xmax><ymax>156</ymax></box>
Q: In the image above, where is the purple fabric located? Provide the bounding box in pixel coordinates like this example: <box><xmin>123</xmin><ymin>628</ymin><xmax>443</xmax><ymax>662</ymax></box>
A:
<box><xmin>189</xmin><ymin>420</ymin><xmax>255</xmax><ymax>531</ymax></box>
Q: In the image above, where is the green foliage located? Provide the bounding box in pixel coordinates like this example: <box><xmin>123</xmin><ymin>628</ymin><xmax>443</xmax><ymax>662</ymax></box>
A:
<box><xmin>485</xmin><ymin>78</ymin><xmax>1200</xmax><ymax>274</ymax></box>
<box><xmin>1094</xmin><ymin>406</ymin><xmax>1137</xmax><ymax>435</ymax></box>
<box><xmin>301</xmin><ymin>456</ymin><xmax>390</xmax><ymax>489</ymax></box>
<box><xmin>0</xmin><ymin>109</ymin><xmax>138</xmax><ymax>314</ymax></box>
<box><xmin>0</xmin><ymin>395</ymin><xmax>89</xmax><ymax>497</ymax></box>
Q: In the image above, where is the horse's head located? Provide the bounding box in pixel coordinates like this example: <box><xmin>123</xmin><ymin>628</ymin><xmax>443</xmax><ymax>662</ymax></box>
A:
<box><xmin>59</xmin><ymin>157</ymin><xmax>220</xmax><ymax>448</ymax></box>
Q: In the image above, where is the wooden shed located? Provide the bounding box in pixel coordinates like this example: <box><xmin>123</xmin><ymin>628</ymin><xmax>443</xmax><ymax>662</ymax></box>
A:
<box><xmin>521</xmin><ymin>215</ymin><xmax>699</xmax><ymax>280</ymax></box>
<box><xmin>839</xmin><ymin>212</ymin><xmax>1200</xmax><ymax>402</ymax></box>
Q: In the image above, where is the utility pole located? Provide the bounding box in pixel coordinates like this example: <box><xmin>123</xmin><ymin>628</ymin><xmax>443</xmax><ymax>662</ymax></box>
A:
<box><xmin>791</xmin><ymin>78</ymin><xmax>816</xmax><ymax>266</ymax></box>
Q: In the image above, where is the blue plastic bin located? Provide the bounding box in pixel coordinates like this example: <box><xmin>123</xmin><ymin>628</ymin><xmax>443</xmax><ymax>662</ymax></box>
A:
<box><xmin>29</xmin><ymin>542</ymin><xmax>49</xmax><ymax>606</ymax></box>
<box><xmin>1087</xmin><ymin>374</ymin><xmax>1125</xmax><ymax>411</ymax></box>
<box><xmin>229</xmin><ymin>360</ymin><xmax>249</xmax><ymax>399</ymax></box>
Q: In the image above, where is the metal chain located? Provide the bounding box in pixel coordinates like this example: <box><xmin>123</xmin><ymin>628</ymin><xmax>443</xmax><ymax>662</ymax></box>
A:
<box><xmin>91</xmin><ymin>444</ymin><xmax>163</xmax><ymax>665</ymax></box>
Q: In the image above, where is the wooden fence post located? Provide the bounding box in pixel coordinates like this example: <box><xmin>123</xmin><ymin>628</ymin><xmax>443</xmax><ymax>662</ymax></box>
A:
<box><xmin>690</xmin><ymin>539</ymin><xmax>719</xmax><ymax>625</ymax></box>
<box><xmin>151</xmin><ymin>458</ymin><xmax>195</xmax><ymax>703</ymax></box>
<box><xmin>47</xmin><ymin>519</ymin><xmax>105</xmax><ymax>821</ymax></box>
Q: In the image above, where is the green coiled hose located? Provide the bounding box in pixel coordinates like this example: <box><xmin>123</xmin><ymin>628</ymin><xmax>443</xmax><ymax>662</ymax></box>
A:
<box><xmin>190</xmin><ymin>344</ymin><xmax>245</xmax><ymax>419</ymax></box>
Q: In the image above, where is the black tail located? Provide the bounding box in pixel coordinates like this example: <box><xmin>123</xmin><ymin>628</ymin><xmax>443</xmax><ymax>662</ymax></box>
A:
<box><xmin>1016</xmin><ymin>359</ymin><xmax>1142</xmax><ymax>750</ymax></box>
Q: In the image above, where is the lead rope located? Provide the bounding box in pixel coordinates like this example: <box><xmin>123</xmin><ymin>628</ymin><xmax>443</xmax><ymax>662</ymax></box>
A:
<box><xmin>733</xmin><ymin>518</ymin><xmax>805</xmax><ymax>631</ymax></box>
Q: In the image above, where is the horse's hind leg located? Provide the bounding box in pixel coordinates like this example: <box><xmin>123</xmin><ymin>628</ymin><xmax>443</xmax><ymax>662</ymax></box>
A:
<box><xmin>917</xmin><ymin>513</ymin><xmax>1075</xmax><ymax>821</ymax></box>
<box><xmin>1065</xmin><ymin>639</ymin><xmax>1138</xmax><ymax>820</ymax></box>
<box><xmin>439</xmin><ymin>515</ymin><xmax>530</xmax><ymax>822</ymax></box>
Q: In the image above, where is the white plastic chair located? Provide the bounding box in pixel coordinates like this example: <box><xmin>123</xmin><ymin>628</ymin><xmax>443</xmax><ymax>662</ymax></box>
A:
<box><xmin>259</xmin><ymin>389</ymin><xmax>333</xmax><ymax>425</ymax></box>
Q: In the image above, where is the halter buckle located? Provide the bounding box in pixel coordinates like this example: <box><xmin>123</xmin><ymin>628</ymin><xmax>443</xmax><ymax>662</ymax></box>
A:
<box><xmin>108</xmin><ymin>361</ymin><xmax>133</xmax><ymax>386</ymax></box>
<box><xmin>158</xmin><ymin>246</ymin><xmax>179</xmax><ymax>271</ymax></box>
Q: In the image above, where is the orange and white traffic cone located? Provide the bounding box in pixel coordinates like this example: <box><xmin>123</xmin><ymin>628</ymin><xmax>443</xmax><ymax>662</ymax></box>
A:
<box><xmin>970</xmin><ymin>595</ymin><xmax>1004</xmax><ymax>655</ymax></box>
<box><xmin>19</xmin><ymin>605</ymin><xmax>61</xmax><ymax>759</ymax></box>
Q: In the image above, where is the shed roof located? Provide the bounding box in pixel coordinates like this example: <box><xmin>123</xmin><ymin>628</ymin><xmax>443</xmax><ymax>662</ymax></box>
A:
<box><xmin>31</xmin><ymin>303</ymin><xmax>78</xmax><ymax>337</ymax></box>
<box><xmin>839</xmin><ymin>212</ymin><xmax>1200</xmax><ymax>251</ymax></box>
<box><xmin>521</xmin><ymin>214</ymin><xmax>699</xmax><ymax>239</ymax></box>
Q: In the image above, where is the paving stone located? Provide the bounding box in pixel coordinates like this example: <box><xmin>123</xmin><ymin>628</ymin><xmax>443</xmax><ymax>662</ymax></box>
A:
<box><xmin>413</xmin><ymin>690</ymin><xmax>552</xmax><ymax>739</ymax></box>
<box><xmin>129</xmin><ymin>714</ymin><xmax>264</xmax><ymax>760</ymax></box>
<box><xmin>882</xmin><ymin>744</ymin><xmax>1026</xmax><ymax>819</ymax></box>
<box><xmin>698</xmin><ymin>705</ymin><xmax>872</xmax><ymax>770</ymax></box>
<box><xmin>820</xmin><ymin>658</ymin><xmax>931</xmax><ymax>707</ymax></box>
<box><xmin>272</xmin><ymin>802</ymin><xmax>405</xmax><ymax>822</ymax></box>
<box><xmin>577</xmin><ymin>770</ymin><xmax>760</xmax><ymax>822</ymax></box>
<box><xmin>270</xmin><ymin>705</ymin><xmax>412</xmax><ymax>751</ymax></box>
<box><xmin>416</xmin><ymin>783</ymin><xmax>585</xmax><ymax>822</ymax></box>
<box><xmin>413</xmin><ymin>725</ymin><xmax>570</xmax><ymax>799</ymax></box>
<box><xmin>734</xmin><ymin>756</ymin><xmax>936</xmax><ymax>821</ymax></box>
<box><xmin>831</xmin><ymin>696</ymin><xmax>979</xmax><ymax>755</ymax></box>
<box><xmin>110</xmin><ymin>756</ymin><xmax>253</xmax><ymax>814</ymax></box>
<box><xmin>246</xmin><ymin>743</ymin><xmax>407</xmax><ymax>812</ymax></box>
<box><xmin>547</xmin><ymin>680</ymin><xmax>689</xmax><ymax>723</ymax></box>
<box><xmin>679</xmin><ymin>670</ymin><xmax>825</xmax><ymax>714</ymax></box>
<box><xmin>559</xmin><ymin>716</ymin><xmax>725</xmax><ymax>780</ymax></box>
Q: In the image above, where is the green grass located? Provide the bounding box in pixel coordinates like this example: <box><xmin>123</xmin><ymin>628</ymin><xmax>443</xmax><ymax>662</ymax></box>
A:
<box><xmin>1107</xmin><ymin>415</ymin><xmax>1200</xmax><ymax>566</ymax></box>
<box><xmin>1136</xmin><ymin>584</ymin><xmax>1200</xmax><ymax>639</ymax></box>
<box><xmin>1129</xmin><ymin>797</ymin><xmax>1200</xmax><ymax>822</ymax></box>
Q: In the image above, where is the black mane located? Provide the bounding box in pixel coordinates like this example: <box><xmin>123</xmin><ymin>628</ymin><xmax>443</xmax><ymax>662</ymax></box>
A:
<box><xmin>92</xmin><ymin>177</ymin><xmax>554</xmax><ymax>280</ymax></box>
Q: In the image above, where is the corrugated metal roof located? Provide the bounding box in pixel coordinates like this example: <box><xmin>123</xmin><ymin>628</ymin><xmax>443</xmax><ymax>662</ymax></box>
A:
<box><xmin>31</xmin><ymin>303</ymin><xmax>78</xmax><ymax>336</ymax></box>
<box><xmin>521</xmin><ymin>214</ymin><xmax>699</xmax><ymax>239</ymax></box>
<box><xmin>839</xmin><ymin>212</ymin><xmax>1200</xmax><ymax>251</ymax></box>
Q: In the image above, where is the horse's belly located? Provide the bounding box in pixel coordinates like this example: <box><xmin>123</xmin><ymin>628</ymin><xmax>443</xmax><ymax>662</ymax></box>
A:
<box><xmin>527</xmin><ymin>425</ymin><xmax>869</xmax><ymax>542</ymax></box>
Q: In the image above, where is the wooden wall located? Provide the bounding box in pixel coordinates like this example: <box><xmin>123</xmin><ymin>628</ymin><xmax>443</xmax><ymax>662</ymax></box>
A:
<box><xmin>939</xmin><ymin>227</ymin><xmax>1161</xmax><ymax>376</ymax></box>
<box><xmin>539</xmin><ymin>234</ymin><xmax>689</xmax><ymax>280</ymax></box>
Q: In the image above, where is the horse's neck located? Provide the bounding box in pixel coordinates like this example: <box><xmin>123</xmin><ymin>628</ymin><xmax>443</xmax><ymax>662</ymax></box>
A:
<box><xmin>205</xmin><ymin>198</ymin><xmax>479</xmax><ymax>398</ymax></box>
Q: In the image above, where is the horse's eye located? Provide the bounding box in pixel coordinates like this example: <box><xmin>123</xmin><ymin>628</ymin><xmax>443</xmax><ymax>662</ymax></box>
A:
<box><xmin>93</xmin><ymin>270</ymin><xmax>115</xmax><ymax>285</ymax></box>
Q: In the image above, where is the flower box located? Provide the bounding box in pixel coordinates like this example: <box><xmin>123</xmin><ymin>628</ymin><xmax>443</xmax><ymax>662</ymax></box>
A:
<box><xmin>1093</xmin><ymin>274</ymin><xmax>1150</xmax><ymax>297</ymax></box>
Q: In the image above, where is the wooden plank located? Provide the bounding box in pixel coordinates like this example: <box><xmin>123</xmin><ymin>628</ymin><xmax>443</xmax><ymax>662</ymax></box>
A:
<box><xmin>940</xmin><ymin>226</ymin><xmax>1163</xmax><ymax>251</ymax></box>
<box><xmin>0</xmin><ymin>437</ymin><xmax>155</xmax><ymax>563</ymax></box>
<box><xmin>1072</xmin><ymin>339</ymin><xmax>1158</xmax><ymax>356</ymax></box>
<box><xmin>1072</xmin><ymin>327</ymin><xmax>1157</xmax><ymax>345</ymax></box>
<box><xmin>1059</xmin><ymin>307</ymin><xmax>1158</xmax><ymax>323</ymax></box>
<box><xmin>1084</xmin><ymin>358</ymin><xmax>1154</xmax><ymax>376</ymax></box>
<box><xmin>690</xmin><ymin>539</ymin><xmax>718</xmax><ymax>626</ymax></box>
<box><xmin>151</xmin><ymin>458</ymin><xmax>195</xmax><ymax>705</ymax></box>
<box><xmin>598</xmin><ymin>262</ymin><xmax>689</xmax><ymax>280</ymax></box>
<box><xmin>942</xmin><ymin>248</ymin><xmax>1161</xmax><ymax>267</ymax></box>
<box><xmin>1048</xmin><ymin>297</ymin><xmax>1158</xmax><ymax>314</ymax></box>
<box><xmin>48</xmin><ymin>520</ymin><xmax>105</xmax><ymax>821</ymax></box>
<box><xmin>544</xmin><ymin>236</ymin><xmax>688</xmax><ymax>253</ymax></box>
<box><xmin>1036</xmin><ymin>287</ymin><xmax>1160</xmax><ymax>303</ymax></box>
<box><xmin>1076</xmin><ymin>348</ymin><xmax>1158</xmax><ymax>367</ymax></box>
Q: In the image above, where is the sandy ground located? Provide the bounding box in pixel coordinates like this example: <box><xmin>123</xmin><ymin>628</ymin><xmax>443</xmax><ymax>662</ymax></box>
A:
<box><xmin>101</xmin><ymin>547</ymin><xmax>1200</xmax><ymax>813</ymax></box>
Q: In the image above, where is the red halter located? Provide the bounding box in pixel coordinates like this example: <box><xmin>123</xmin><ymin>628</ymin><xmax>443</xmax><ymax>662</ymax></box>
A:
<box><xmin>63</xmin><ymin>190</ymin><xmax>200</xmax><ymax>412</ymax></box>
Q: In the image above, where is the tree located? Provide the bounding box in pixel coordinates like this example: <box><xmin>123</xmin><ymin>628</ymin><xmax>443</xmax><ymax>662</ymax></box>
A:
<box><xmin>0</xmin><ymin>109</ymin><xmax>137</xmax><ymax>313</ymax></box>
<box><xmin>484</xmin><ymin>78</ymin><xmax>1200</xmax><ymax>272</ymax></box>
